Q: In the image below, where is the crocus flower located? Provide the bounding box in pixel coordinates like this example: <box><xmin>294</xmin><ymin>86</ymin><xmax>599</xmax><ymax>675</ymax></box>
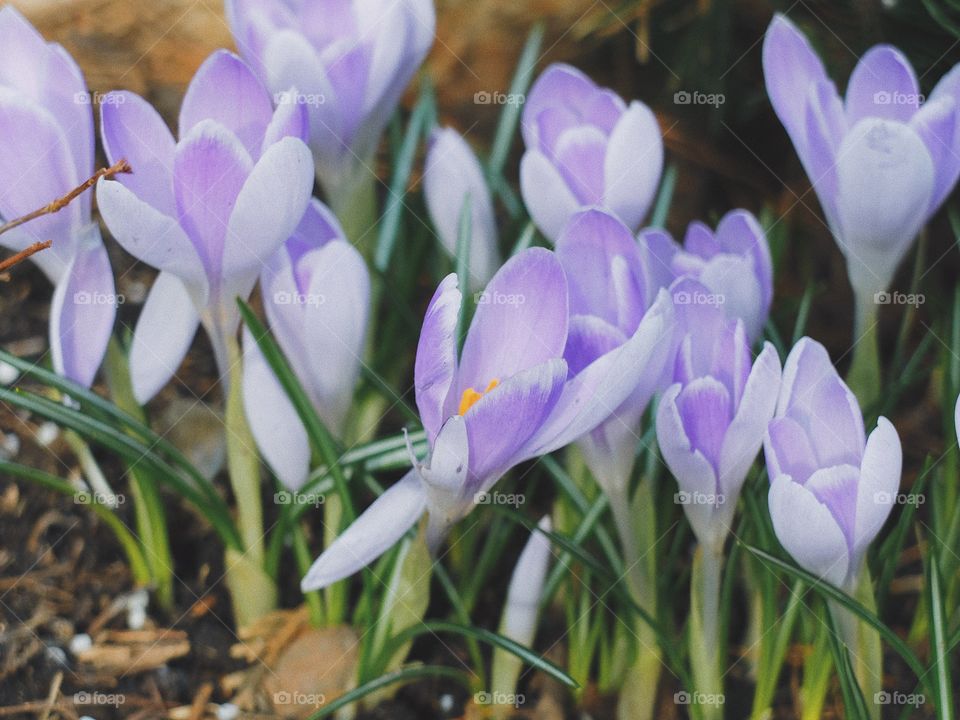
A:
<box><xmin>765</xmin><ymin>337</ymin><xmax>901</xmax><ymax>589</ymax></box>
<box><xmin>554</xmin><ymin>209</ymin><xmax>677</xmax><ymax>496</ymax></box>
<box><xmin>242</xmin><ymin>200</ymin><xmax>370</xmax><ymax>490</ymax></box>
<box><xmin>423</xmin><ymin>127</ymin><xmax>500</xmax><ymax>290</ymax></box>
<box><xmin>644</xmin><ymin>209</ymin><xmax>773</xmax><ymax>342</ymax></box>
<box><xmin>0</xmin><ymin>7</ymin><xmax>116</xmax><ymax>387</ymax></box>
<box><xmin>301</xmin><ymin>247</ymin><xmax>674</xmax><ymax>591</ymax></box>
<box><xmin>763</xmin><ymin>14</ymin><xmax>960</xmax><ymax>305</ymax></box>
<box><xmin>520</xmin><ymin>63</ymin><xmax>663</xmax><ymax>242</ymax></box>
<box><xmin>225</xmin><ymin>0</ymin><xmax>435</xmax><ymax>203</ymax></box>
<box><xmin>96</xmin><ymin>50</ymin><xmax>315</xmax><ymax>403</ymax></box>
<box><xmin>656</xmin><ymin>279</ymin><xmax>781</xmax><ymax>549</ymax></box>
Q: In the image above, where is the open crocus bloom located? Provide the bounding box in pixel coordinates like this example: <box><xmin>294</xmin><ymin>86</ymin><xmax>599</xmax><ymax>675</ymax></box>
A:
<box><xmin>555</xmin><ymin>208</ymin><xmax>677</xmax><ymax>495</ymax></box>
<box><xmin>226</xmin><ymin>0</ymin><xmax>435</xmax><ymax>200</ymax></box>
<box><xmin>423</xmin><ymin>127</ymin><xmax>500</xmax><ymax>291</ymax></box>
<box><xmin>765</xmin><ymin>337</ymin><xmax>901</xmax><ymax>589</ymax></box>
<box><xmin>242</xmin><ymin>200</ymin><xmax>370</xmax><ymax>490</ymax></box>
<box><xmin>301</xmin><ymin>247</ymin><xmax>674</xmax><ymax>591</ymax></box>
<box><xmin>520</xmin><ymin>63</ymin><xmax>663</xmax><ymax>242</ymax></box>
<box><xmin>763</xmin><ymin>14</ymin><xmax>960</xmax><ymax>301</ymax></box>
<box><xmin>96</xmin><ymin>50</ymin><xmax>315</xmax><ymax>403</ymax></box>
<box><xmin>657</xmin><ymin>279</ymin><xmax>781</xmax><ymax>549</ymax></box>
<box><xmin>0</xmin><ymin>7</ymin><xmax>116</xmax><ymax>387</ymax></box>
<box><xmin>645</xmin><ymin>209</ymin><xmax>773</xmax><ymax>342</ymax></box>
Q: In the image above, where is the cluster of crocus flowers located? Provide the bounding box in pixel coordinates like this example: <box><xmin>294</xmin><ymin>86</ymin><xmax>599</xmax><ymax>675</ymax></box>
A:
<box><xmin>647</xmin><ymin>209</ymin><xmax>773</xmax><ymax>342</ymax></box>
<box><xmin>765</xmin><ymin>337</ymin><xmax>901</xmax><ymax>591</ymax></box>
<box><xmin>96</xmin><ymin>50</ymin><xmax>315</xmax><ymax>402</ymax></box>
<box><xmin>242</xmin><ymin>200</ymin><xmax>370</xmax><ymax>490</ymax></box>
<box><xmin>520</xmin><ymin>63</ymin><xmax>664</xmax><ymax>242</ymax></box>
<box><xmin>301</xmin><ymin>247</ymin><xmax>674</xmax><ymax>591</ymax></box>
<box><xmin>0</xmin><ymin>7</ymin><xmax>116</xmax><ymax>387</ymax></box>
<box><xmin>225</xmin><ymin>0</ymin><xmax>435</xmax><ymax>210</ymax></box>
<box><xmin>423</xmin><ymin>127</ymin><xmax>501</xmax><ymax>290</ymax></box>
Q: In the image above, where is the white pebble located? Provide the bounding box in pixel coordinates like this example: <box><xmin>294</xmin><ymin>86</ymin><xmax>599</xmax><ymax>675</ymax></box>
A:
<box><xmin>0</xmin><ymin>433</ymin><xmax>20</xmax><ymax>460</ymax></box>
<box><xmin>439</xmin><ymin>694</ymin><xmax>455</xmax><ymax>713</ymax></box>
<box><xmin>36</xmin><ymin>422</ymin><xmax>59</xmax><ymax>446</ymax></box>
<box><xmin>69</xmin><ymin>633</ymin><xmax>93</xmax><ymax>655</ymax></box>
<box><xmin>0</xmin><ymin>361</ymin><xmax>18</xmax><ymax>385</ymax></box>
<box><xmin>217</xmin><ymin>703</ymin><xmax>240</xmax><ymax>720</ymax></box>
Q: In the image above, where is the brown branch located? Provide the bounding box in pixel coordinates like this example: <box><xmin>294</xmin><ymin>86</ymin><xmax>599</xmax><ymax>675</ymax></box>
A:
<box><xmin>0</xmin><ymin>158</ymin><xmax>132</xmax><ymax>280</ymax></box>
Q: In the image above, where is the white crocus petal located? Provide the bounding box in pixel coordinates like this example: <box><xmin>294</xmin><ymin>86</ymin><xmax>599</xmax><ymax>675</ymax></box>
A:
<box><xmin>519</xmin><ymin>150</ymin><xmax>581</xmax><ymax>243</ymax></box>
<box><xmin>833</xmin><ymin>117</ymin><xmax>935</xmax><ymax>297</ymax></box>
<box><xmin>421</xmin><ymin>415</ymin><xmax>470</xmax><ymax>552</ymax></box>
<box><xmin>242</xmin><ymin>329</ymin><xmax>311</xmax><ymax>491</ymax></box>
<box><xmin>602</xmin><ymin>101</ymin><xmax>663</xmax><ymax>230</ymax></box>
<box><xmin>768</xmin><ymin>474</ymin><xmax>850</xmax><ymax>588</ymax></box>
<box><xmin>301</xmin><ymin>468</ymin><xmax>426</xmax><ymax>592</ymax></box>
<box><xmin>129</xmin><ymin>272</ymin><xmax>201</xmax><ymax>404</ymax></box>
<box><xmin>502</xmin><ymin>516</ymin><xmax>552</xmax><ymax>646</ymax></box>
<box><xmin>699</xmin><ymin>254</ymin><xmax>764</xmax><ymax>342</ymax></box>
<box><xmin>852</xmin><ymin>416</ymin><xmax>902</xmax><ymax>560</ymax></box>
<box><xmin>302</xmin><ymin>241</ymin><xmax>370</xmax><ymax>434</ymax></box>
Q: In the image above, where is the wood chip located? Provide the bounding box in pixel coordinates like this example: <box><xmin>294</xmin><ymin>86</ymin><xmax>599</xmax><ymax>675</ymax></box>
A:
<box><xmin>75</xmin><ymin>628</ymin><xmax>189</xmax><ymax>674</ymax></box>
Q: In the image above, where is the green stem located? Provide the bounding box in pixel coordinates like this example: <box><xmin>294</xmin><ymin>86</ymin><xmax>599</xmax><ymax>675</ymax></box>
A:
<box><xmin>689</xmin><ymin>542</ymin><xmax>725</xmax><ymax>720</ymax></box>
<box><xmin>829</xmin><ymin>568</ymin><xmax>882</xmax><ymax>720</ymax></box>
<box><xmin>847</xmin><ymin>293</ymin><xmax>881</xmax><ymax>410</ymax></box>
<box><xmin>224</xmin><ymin>335</ymin><xmax>277</xmax><ymax>626</ymax></box>
<box><xmin>800</xmin><ymin>620</ymin><xmax>833</xmax><ymax>720</ymax></box>
<box><xmin>291</xmin><ymin>521</ymin><xmax>325</xmax><ymax>627</ymax></box>
<box><xmin>327</xmin><ymin>163</ymin><xmax>378</xmax><ymax>254</ymax></box>
<box><xmin>103</xmin><ymin>339</ymin><xmax>175</xmax><ymax>610</ymax></box>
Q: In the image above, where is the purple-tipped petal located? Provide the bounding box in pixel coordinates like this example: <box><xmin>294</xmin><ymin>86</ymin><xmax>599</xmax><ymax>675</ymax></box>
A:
<box><xmin>910</xmin><ymin>96</ymin><xmax>960</xmax><ymax>213</ymax></box>
<box><xmin>243</xmin><ymin>327</ymin><xmax>311</xmax><ymax>490</ymax></box>
<box><xmin>458</xmin><ymin>248</ymin><xmax>568</xmax><ymax>395</ymax></box>
<box><xmin>519</xmin><ymin>150</ymin><xmax>582</xmax><ymax>242</ymax></box>
<box><xmin>768</xmin><ymin>474</ymin><xmax>850</xmax><ymax>587</ymax></box>
<box><xmin>301</xmin><ymin>468</ymin><xmax>426</xmax><ymax>591</ymax></box>
<box><xmin>553</xmin><ymin>126</ymin><xmax>607</xmax><ymax>205</ymax></box>
<box><xmin>261</xmin><ymin>95</ymin><xmax>310</xmax><ymax>152</ymax></box>
<box><xmin>845</xmin><ymin>46</ymin><xmax>920</xmax><ymax>125</ymax></box>
<box><xmin>765</xmin><ymin>416</ymin><xmax>818</xmax><ymax>485</ymax></box>
<box><xmin>522</xmin><ymin>63</ymin><xmax>597</xmax><ymax>149</ymax></box>
<box><xmin>603</xmin><ymin>101</ymin><xmax>663</xmax><ymax>230</ymax></box>
<box><xmin>129</xmin><ymin>272</ymin><xmax>200</xmax><ymax>403</ymax></box>
<box><xmin>675</xmin><ymin>376</ymin><xmax>732</xmax><ymax>472</ymax></box>
<box><xmin>415</xmin><ymin>275</ymin><xmax>462</xmax><ymax>443</ymax></box>
<box><xmin>96</xmin><ymin>178</ymin><xmax>208</xmax><ymax>291</ymax></box>
<box><xmin>49</xmin><ymin>232</ymin><xmax>115</xmax><ymax>387</ymax></box>
<box><xmin>564</xmin><ymin>315</ymin><xmax>627</xmax><ymax>375</ymax></box>
<box><xmin>179</xmin><ymin>50</ymin><xmax>274</xmax><ymax>158</ymax></box>
<box><xmin>100</xmin><ymin>91</ymin><xmax>177</xmax><ymax>216</ymax></box>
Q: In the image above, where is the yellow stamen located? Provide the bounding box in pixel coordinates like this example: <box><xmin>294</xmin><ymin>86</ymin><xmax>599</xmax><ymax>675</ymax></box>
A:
<box><xmin>458</xmin><ymin>378</ymin><xmax>500</xmax><ymax>415</ymax></box>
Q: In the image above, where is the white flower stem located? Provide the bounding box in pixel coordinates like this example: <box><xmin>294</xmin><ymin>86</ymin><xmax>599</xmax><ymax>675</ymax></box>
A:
<box><xmin>828</xmin><ymin>567</ymin><xmax>882</xmax><ymax>720</ymax></box>
<box><xmin>847</xmin><ymin>291</ymin><xmax>881</xmax><ymax>409</ymax></box>
<box><xmin>689</xmin><ymin>541</ymin><xmax>725</xmax><ymax>720</ymax></box>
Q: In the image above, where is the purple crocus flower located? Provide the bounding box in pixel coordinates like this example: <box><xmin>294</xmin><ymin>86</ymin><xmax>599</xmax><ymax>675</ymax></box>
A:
<box><xmin>423</xmin><ymin>127</ymin><xmax>500</xmax><ymax>291</ymax></box>
<box><xmin>0</xmin><ymin>7</ymin><xmax>116</xmax><ymax>387</ymax></box>
<box><xmin>764</xmin><ymin>337</ymin><xmax>901</xmax><ymax>589</ymax></box>
<box><xmin>301</xmin><ymin>247</ymin><xmax>674</xmax><ymax>591</ymax></box>
<box><xmin>554</xmin><ymin>209</ymin><xmax>677</xmax><ymax>495</ymax></box>
<box><xmin>656</xmin><ymin>279</ymin><xmax>781</xmax><ymax>549</ymax></box>
<box><xmin>225</xmin><ymin>0</ymin><xmax>435</xmax><ymax>202</ymax></box>
<box><xmin>242</xmin><ymin>200</ymin><xmax>370</xmax><ymax>490</ymax></box>
<box><xmin>644</xmin><ymin>209</ymin><xmax>773</xmax><ymax>342</ymax></box>
<box><xmin>763</xmin><ymin>14</ymin><xmax>960</xmax><ymax>303</ymax></box>
<box><xmin>96</xmin><ymin>50</ymin><xmax>315</xmax><ymax>403</ymax></box>
<box><xmin>520</xmin><ymin>63</ymin><xmax>663</xmax><ymax>243</ymax></box>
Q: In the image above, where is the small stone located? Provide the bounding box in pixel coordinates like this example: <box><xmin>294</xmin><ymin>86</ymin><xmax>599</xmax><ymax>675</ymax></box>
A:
<box><xmin>217</xmin><ymin>703</ymin><xmax>240</xmax><ymax>720</ymax></box>
<box><xmin>36</xmin><ymin>422</ymin><xmax>59</xmax><ymax>446</ymax></box>
<box><xmin>70</xmin><ymin>634</ymin><xmax>93</xmax><ymax>655</ymax></box>
<box><xmin>0</xmin><ymin>361</ymin><xmax>18</xmax><ymax>385</ymax></box>
<box><xmin>440</xmin><ymin>694</ymin><xmax>455</xmax><ymax>714</ymax></box>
